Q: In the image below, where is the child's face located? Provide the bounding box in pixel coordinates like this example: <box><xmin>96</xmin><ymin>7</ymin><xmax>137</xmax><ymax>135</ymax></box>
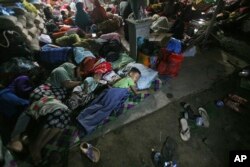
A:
<box><xmin>94</xmin><ymin>73</ymin><xmax>102</xmax><ymax>81</ymax></box>
<box><xmin>129</xmin><ymin>72</ymin><xmax>140</xmax><ymax>83</ymax></box>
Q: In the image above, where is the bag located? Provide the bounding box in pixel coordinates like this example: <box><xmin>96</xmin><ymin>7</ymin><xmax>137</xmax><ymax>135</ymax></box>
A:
<box><xmin>0</xmin><ymin>30</ymin><xmax>32</xmax><ymax>63</ymax></box>
<box><xmin>157</xmin><ymin>48</ymin><xmax>184</xmax><ymax>77</ymax></box>
<box><xmin>99</xmin><ymin>39</ymin><xmax>122</xmax><ymax>61</ymax></box>
<box><xmin>166</xmin><ymin>37</ymin><xmax>182</xmax><ymax>54</ymax></box>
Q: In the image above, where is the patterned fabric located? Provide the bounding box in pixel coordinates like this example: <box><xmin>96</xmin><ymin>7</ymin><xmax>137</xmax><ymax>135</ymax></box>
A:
<box><xmin>44</xmin><ymin>109</ymin><xmax>70</xmax><ymax>129</ymax></box>
<box><xmin>27</xmin><ymin>96</ymin><xmax>69</xmax><ymax>120</ymax></box>
<box><xmin>30</xmin><ymin>83</ymin><xmax>67</xmax><ymax>102</ymax></box>
<box><xmin>66</xmin><ymin>92</ymin><xmax>95</xmax><ymax>111</ymax></box>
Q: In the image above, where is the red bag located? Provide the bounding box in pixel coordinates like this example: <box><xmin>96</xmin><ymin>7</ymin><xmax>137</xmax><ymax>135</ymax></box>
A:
<box><xmin>157</xmin><ymin>48</ymin><xmax>184</xmax><ymax>77</ymax></box>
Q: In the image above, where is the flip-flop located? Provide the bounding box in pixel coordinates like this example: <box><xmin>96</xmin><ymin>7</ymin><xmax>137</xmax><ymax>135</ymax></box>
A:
<box><xmin>228</xmin><ymin>94</ymin><xmax>248</xmax><ymax>104</ymax></box>
<box><xmin>198</xmin><ymin>107</ymin><xmax>210</xmax><ymax>128</ymax></box>
<box><xmin>80</xmin><ymin>142</ymin><xmax>100</xmax><ymax>163</ymax></box>
<box><xmin>224</xmin><ymin>99</ymin><xmax>240</xmax><ymax>112</ymax></box>
<box><xmin>180</xmin><ymin>102</ymin><xmax>196</xmax><ymax>120</ymax></box>
<box><xmin>180</xmin><ymin>118</ymin><xmax>190</xmax><ymax>141</ymax></box>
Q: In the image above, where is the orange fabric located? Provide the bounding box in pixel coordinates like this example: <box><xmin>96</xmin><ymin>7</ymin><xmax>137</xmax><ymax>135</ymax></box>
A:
<box><xmin>80</xmin><ymin>57</ymin><xmax>98</xmax><ymax>78</ymax></box>
<box><xmin>90</xmin><ymin>6</ymin><xmax>108</xmax><ymax>24</ymax></box>
<box><xmin>52</xmin><ymin>31</ymin><xmax>67</xmax><ymax>39</ymax></box>
<box><xmin>138</xmin><ymin>52</ymin><xmax>151</xmax><ymax>67</ymax></box>
<box><xmin>63</xmin><ymin>18</ymin><xmax>74</xmax><ymax>25</ymax></box>
<box><xmin>59</xmin><ymin>26</ymin><xmax>71</xmax><ymax>32</ymax></box>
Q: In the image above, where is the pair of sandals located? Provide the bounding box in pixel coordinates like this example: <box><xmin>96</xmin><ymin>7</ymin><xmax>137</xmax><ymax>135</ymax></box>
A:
<box><xmin>180</xmin><ymin>103</ymin><xmax>210</xmax><ymax>141</ymax></box>
<box><xmin>80</xmin><ymin>142</ymin><xmax>100</xmax><ymax>163</ymax></box>
<box><xmin>224</xmin><ymin>94</ymin><xmax>248</xmax><ymax>112</ymax></box>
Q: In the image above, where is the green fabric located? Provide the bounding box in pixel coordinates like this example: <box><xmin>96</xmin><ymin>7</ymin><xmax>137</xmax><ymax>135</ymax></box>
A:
<box><xmin>56</xmin><ymin>34</ymin><xmax>81</xmax><ymax>46</ymax></box>
<box><xmin>113</xmin><ymin>77</ymin><xmax>135</xmax><ymax>88</ymax></box>
<box><xmin>46</xmin><ymin>63</ymin><xmax>76</xmax><ymax>88</ymax></box>
<box><xmin>83</xmin><ymin>77</ymin><xmax>99</xmax><ymax>94</ymax></box>
<box><xmin>111</xmin><ymin>53</ymin><xmax>135</xmax><ymax>70</ymax></box>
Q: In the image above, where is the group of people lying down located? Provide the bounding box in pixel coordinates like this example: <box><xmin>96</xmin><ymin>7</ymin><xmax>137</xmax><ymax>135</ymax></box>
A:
<box><xmin>2</xmin><ymin>62</ymin><xmax>149</xmax><ymax>164</ymax></box>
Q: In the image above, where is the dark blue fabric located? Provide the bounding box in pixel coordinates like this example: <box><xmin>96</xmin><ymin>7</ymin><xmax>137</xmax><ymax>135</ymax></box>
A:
<box><xmin>75</xmin><ymin>2</ymin><xmax>92</xmax><ymax>30</ymax></box>
<box><xmin>77</xmin><ymin>88</ymin><xmax>129</xmax><ymax>133</ymax></box>
<box><xmin>7</xmin><ymin>75</ymin><xmax>32</xmax><ymax>99</ymax></box>
<box><xmin>0</xmin><ymin>89</ymin><xmax>29</xmax><ymax>118</ymax></box>
<box><xmin>39</xmin><ymin>44</ymin><xmax>71</xmax><ymax>65</ymax></box>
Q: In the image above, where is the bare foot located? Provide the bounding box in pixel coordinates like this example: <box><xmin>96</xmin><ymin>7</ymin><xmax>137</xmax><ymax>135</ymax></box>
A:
<box><xmin>7</xmin><ymin>140</ymin><xmax>23</xmax><ymax>152</ymax></box>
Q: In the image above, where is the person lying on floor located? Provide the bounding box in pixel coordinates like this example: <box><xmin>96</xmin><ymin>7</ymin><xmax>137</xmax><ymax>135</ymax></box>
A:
<box><xmin>112</xmin><ymin>67</ymin><xmax>149</xmax><ymax>95</ymax></box>
<box><xmin>8</xmin><ymin>63</ymin><xmax>83</xmax><ymax>163</ymax></box>
<box><xmin>66</xmin><ymin>72</ymin><xmax>107</xmax><ymax>111</ymax></box>
<box><xmin>0</xmin><ymin>75</ymin><xmax>32</xmax><ymax>144</ymax></box>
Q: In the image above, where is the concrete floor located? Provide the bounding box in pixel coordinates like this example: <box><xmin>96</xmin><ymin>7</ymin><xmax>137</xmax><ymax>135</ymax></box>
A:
<box><xmin>67</xmin><ymin>47</ymin><xmax>249</xmax><ymax>166</ymax></box>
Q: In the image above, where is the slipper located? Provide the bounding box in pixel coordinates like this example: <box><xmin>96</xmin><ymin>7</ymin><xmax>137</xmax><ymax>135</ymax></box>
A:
<box><xmin>224</xmin><ymin>99</ymin><xmax>240</xmax><ymax>112</ymax></box>
<box><xmin>80</xmin><ymin>142</ymin><xmax>100</xmax><ymax>163</ymax></box>
<box><xmin>228</xmin><ymin>94</ymin><xmax>248</xmax><ymax>104</ymax></box>
<box><xmin>180</xmin><ymin>102</ymin><xmax>196</xmax><ymax>120</ymax></box>
<box><xmin>180</xmin><ymin>118</ymin><xmax>190</xmax><ymax>141</ymax></box>
<box><xmin>198</xmin><ymin>107</ymin><xmax>210</xmax><ymax>128</ymax></box>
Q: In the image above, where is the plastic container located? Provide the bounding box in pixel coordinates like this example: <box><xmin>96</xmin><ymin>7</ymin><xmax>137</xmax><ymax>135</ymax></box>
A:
<box><xmin>165</xmin><ymin>53</ymin><xmax>184</xmax><ymax>77</ymax></box>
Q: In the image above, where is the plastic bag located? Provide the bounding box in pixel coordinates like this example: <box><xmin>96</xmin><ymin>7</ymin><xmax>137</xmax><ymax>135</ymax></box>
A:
<box><xmin>0</xmin><ymin>57</ymin><xmax>36</xmax><ymax>74</ymax></box>
<box><xmin>166</xmin><ymin>37</ymin><xmax>182</xmax><ymax>54</ymax></box>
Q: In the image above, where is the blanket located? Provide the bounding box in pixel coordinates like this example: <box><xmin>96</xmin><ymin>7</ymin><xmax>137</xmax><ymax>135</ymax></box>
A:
<box><xmin>77</xmin><ymin>88</ymin><xmax>129</xmax><ymax>134</ymax></box>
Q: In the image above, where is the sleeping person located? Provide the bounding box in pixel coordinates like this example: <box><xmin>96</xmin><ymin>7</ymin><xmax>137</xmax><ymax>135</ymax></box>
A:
<box><xmin>113</xmin><ymin>67</ymin><xmax>148</xmax><ymax>95</ymax></box>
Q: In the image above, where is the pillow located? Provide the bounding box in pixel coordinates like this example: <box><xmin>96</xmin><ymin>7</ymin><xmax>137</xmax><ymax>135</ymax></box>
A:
<box><xmin>125</xmin><ymin>62</ymin><xmax>158</xmax><ymax>90</ymax></box>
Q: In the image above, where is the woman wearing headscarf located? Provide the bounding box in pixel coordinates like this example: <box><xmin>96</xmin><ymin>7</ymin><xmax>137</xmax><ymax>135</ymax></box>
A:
<box><xmin>90</xmin><ymin>0</ymin><xmax>108</xmax><ymax>24</ymax></box>
<box><xmin>75</xmin><ymin>2</ymin><xmax>92</xmax><ymax>30</ymax></box>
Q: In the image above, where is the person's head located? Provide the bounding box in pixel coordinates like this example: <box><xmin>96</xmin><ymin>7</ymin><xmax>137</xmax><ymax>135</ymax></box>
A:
<box><xmin>93</xmin><ymin>73</ymin><xmax>102</xmax><ymax>81</ymax></box>
<box><xmin>66</xmin><ymin>5</ymin><xmax>71</xmax><ymax>11</ymax></box>
<box><xmin>93</xmin><ymin>0</ymin><xmax>101</xmax><ymax>7</ymax></box>
<box><xmin>61</xmin><ymin>10</ymin><xmax>66</xmax><ymax>16</ymax></box>
<box><xmin>74</xmin><ymin>66</ymin><xmax>82</xmax><ymax>80</ymax></box>
<box><xmin>128</xmin><ymin>67</ymin><xmax>141</xmax><ymax>83</ymax></box>
<box><xmin>76</xmin><ymin>2</ymin><xmax>84</xmax><ymax>11</ymax></box>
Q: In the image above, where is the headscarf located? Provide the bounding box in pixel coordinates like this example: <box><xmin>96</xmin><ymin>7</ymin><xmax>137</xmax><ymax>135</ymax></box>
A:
<box><xmin>75</xmin><ymin>2</ymin><xmax>92</xmax><ymax>29</ymax></box>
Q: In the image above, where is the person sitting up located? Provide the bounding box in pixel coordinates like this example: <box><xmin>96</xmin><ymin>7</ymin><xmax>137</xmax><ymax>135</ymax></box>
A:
<box><xmin>113</xmin><ymin>67</ymin><xmax>148</xmax><ymax>95</ymax></box>
<box><xmin>75</xmin><ymin>2</ymin><xmax>92</xmax><ymax>31</ymax></box>
<box><xmin>90</xmin><ymin>0</ymin><xmax>108</xmax><ymax>24</ymax></box>
<box><xmin>60</xmin><ymin>10</ymin><xmax>68</xmax><ymax>21</ymax></box>
<box><xmin>66</xmin><ymin>5</ymin><xmax>75</xmax><ymax>17</ymax></box>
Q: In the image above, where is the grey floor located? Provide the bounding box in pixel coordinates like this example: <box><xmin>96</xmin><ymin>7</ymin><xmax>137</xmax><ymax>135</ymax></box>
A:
<box><xmin>67</xmin><ymin>46</ymin><xmax>250</xmax><ymax>167</ymax></box>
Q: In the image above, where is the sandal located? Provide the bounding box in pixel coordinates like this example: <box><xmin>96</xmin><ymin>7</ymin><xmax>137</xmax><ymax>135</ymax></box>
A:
<box><xmin>198</xmin><ymin>107</ymin><xmax>210</xmax><ymax>128</ymax></box>
<box><xmin>80</xmin><ymin>142</ymin><xmax>100</xmax><ymax>163</ymax></box>
<box><xmin>180</xmin><ymin>118</ymin><xmax>190</xmax><ymax>141</ymax></box>
<box><xmin>180</xmin><ymin>102</ymin><xmax>196</xmax><ymax>120</ymax></box>
<box><xmin>224</xmin><ymin>99</ymin><xmax>240</xmax><ymax>112</ymax></box>
<box><xmin>228</xmin><ymin>94</ymin><xmax>248</xmax><ymax>104</ymax></box>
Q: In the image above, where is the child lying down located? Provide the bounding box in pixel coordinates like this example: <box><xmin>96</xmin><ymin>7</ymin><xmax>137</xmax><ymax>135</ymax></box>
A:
<box><xmin>112</xmin><ymin>67</ymin><xmax>149</xmax><ymax>95</ymax></box>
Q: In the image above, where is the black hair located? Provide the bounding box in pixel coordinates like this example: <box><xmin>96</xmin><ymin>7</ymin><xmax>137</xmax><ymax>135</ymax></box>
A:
<box><xmin>129</xmin><ymin>67</ymin><xmax>141</xmax><ymax>75</ymax></box>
